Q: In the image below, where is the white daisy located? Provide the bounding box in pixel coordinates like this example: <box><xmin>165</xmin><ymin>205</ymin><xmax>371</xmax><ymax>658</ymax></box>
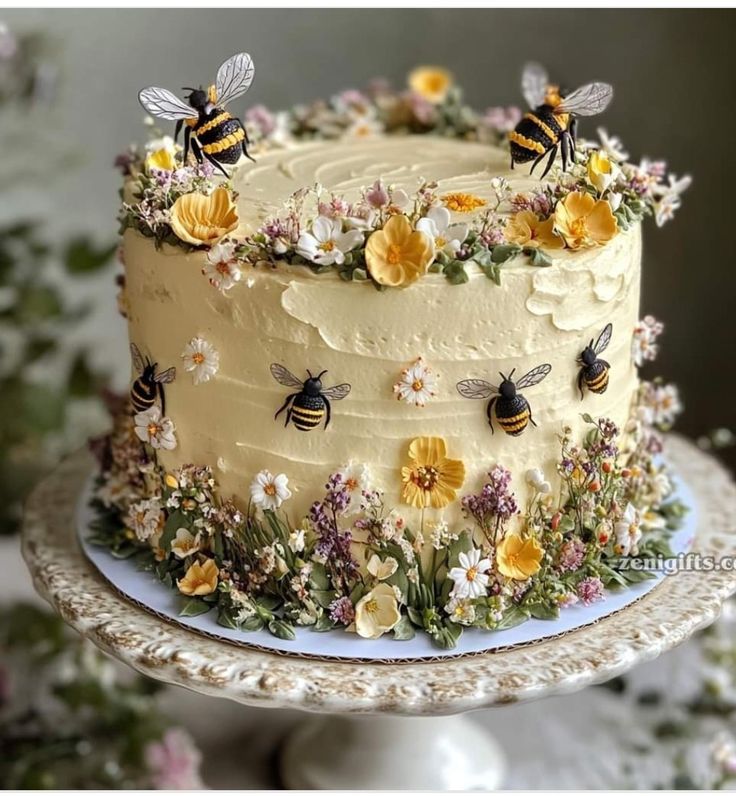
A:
<box><xmin>203</xmin><ymin>241</ymin><xmax>243</xmax><ymax>292</ymax></box>
<box><xmin>342</xmin><ymin>115</ymin><xmax>385</xmax><ymax>140</ymax></box>
<box><xmin>181</xmin><ymin>337</ymin><xmax>219</xmax><ymax>385</ymax></box>
<box><xmin>134</xmin><ymin>406</ymin><xmax>177</xmax><ymax>450</ymax></box>
<box><xmin>127</xmin><ymin>497</ymin><xmax>163</xmax><ymax>542</ymax></box>
<box><xmin>632</xmin><ymin>315</ymin><xmax>664</xmax><ymax>366</ymax></box>
<box><xmin>416</xmin><ymin>206</ymin><xmax>468</xmax><ymax>258</ymax></box>
<box><xmin>296</xmin><ymin>216</ymin><xmax>363</xmax><ymax>266</ymax></box>
<box><xmin>171</xmin><ymin>527</ymin><xmax>200</xmax><ymax>559</ymax></box>
<box><xmin>526</xmin><ymin>467</ymin><xmax>551</xmax><ymax>495</ymax></box>
<box><xmin>393</xmin><ymin>357</ymin><xmax>438</xmax><ymax>407</ymax></box>
<box><xmin>613</xmin><ymin>503</ymin><xmax>641</xmax><ymax>556</ymax></box>
<box><xmin>448</xmin><ymin>548</ymin><xmax>492</xmax><ymax>599</ymax></box>
<box><xmin>337</xmin><ymin>462</ymin><xmax>371</xmax><ymax>515</ymax></box>
<box><xmin>446</xmin><ymin>596</ymin><xmax>476</xmax><ymax>626</ymax></box>
<box><xmin>647</xmin><ymin>383</ymin><xmax>683</xmax><ymax>427</ymax></box>
<box><xmin>250</xmin><ymin>470</ymin><xmax>292</xmax><ymax>511</ymax></box>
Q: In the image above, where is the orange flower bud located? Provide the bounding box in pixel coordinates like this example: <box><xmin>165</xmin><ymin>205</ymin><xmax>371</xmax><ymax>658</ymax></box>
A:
<box><xmin>588</xmin><ymin>480</ymin><xmax>602</xmax><ymax>493</ymax></box>
<box><xmin>621</xmin><ymin>468</ymin><xmax>631</xmax><ymax>478</ymax></box>
<box><xmin>551</xmin><ymin>512</ymin><xmax>561</xmax><ymax>531</ymax></box>
<box><xmin>602</xmin><ymin>461</ymin><xmax>612</xmax><ymax>474</ymax></box>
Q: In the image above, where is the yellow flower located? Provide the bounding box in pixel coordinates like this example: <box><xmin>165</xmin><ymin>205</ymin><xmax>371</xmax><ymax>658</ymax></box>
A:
<box><xmin>441</xmin><ymin>192</ymin><xmax>487</xmax><ymax>213</ymax></box>
<box><xmin>354</xmin><ymin>583</ymin><xmax>401</xmax><ymax>639</ymax></box>
<box><xmin>401</xmin><ymin>436</ymin><xmax>466</xmax><ymax>509</ymax></box>
<box><xmin>553</xmin><ymin>191</ymin><xmax>618</xmax><ymax>249</ymax></box>
<box><xmin>365</xmin><ymin>215</ymin><xmax>434</xmax><ymax>287</ymax></box>
<box><xmin>169</xmin><ymin>187</ymin><xmax>239</xmax><ymax>247</ymax></box>
<box><xmin>496</xmin><ymin>535</ymin><xmax>543</xmax><ymax>581</ymax></box>
<box><xmin>587</xmin><ymin>150</ymin><xmax>616</xmax><ymax>194</ymax></box>
<box><xmin>505</xmin><ymin>210</ymin><xmax>565</xmax><ymax>250</ymax></box>
<box><xmin>177</xmin><ymin>558</ymin><xmax>219</xmax><ymax>596</ymax></box>
<box><xmin>408</xmin><ymin>66</ymin><xmax>453</xmax><ymax>105</ymax></box>
<box><xmin>145</xmin><ymin>147</ymin><xmax>176</xmax><ymax>172</ymax></box>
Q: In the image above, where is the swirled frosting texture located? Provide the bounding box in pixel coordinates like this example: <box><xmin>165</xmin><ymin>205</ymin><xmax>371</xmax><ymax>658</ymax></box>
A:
<box><xmin>122</xmin><ymin>137</ymin><xmax>641</xmax><ymax>521</ymax></box>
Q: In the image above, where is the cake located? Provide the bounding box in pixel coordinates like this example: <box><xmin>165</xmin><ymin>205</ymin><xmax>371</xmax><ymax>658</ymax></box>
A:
<box><xmin>92</xmin><ymin>58</ymin><xmax>690</xmax><ymax>649</ymax></box>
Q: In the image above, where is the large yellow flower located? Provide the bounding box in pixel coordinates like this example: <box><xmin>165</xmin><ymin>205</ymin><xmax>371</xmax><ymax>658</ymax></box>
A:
<box><xmin>354</xmin><ymin>583</ymin><xmax>401</xmax><ymax>639</ymax></box>
<box><xmin>496</xmin><ymin>535</ymin><xmax>543</xmax><ymax>581</ymax></box>
<box><xmin>401</xmin><ymin>436</ymin><xmax>466</xmax><ymax>509</ymax></box>
<box><xmin>169</xmin><ymin>187</ymin><xmax>239</xmax><ymax>247</ymax></box>
<box><xmin>365</xmin><ymin>215</ymin><xmax>434</xmax><ymax>288</ymax></box>
<box><xmin>505</xmin><ymin>210</ymin><xmax>565</xmax><ymax>249</ymax></box>
<box><xmin>553</xmin><ymin>191</ymin><xmax>617</xmax><ymax>249</ymax></box>
<box><xmin>408</xmin><ymin>66</ymin><xmax>453</xmax><ymax>104</ymax></box>
<box><xmin>177</xmin><ymin>558</ymin><xmax>219</xmax><ymax>596</ymax></box>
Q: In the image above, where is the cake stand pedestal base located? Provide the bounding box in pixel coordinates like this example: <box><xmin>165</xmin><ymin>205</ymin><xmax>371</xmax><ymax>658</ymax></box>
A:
<box><xmin>280</xmin><ymin>713</ymin><xmax>504</xmax><ymax>790</ymax></box>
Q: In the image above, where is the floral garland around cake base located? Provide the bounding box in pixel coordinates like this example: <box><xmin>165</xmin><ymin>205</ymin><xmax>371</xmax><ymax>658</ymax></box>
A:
<box><xmin>88</xmin><ymin>381</ymin><xmax>686</xmax><ymax>650</ymax></box>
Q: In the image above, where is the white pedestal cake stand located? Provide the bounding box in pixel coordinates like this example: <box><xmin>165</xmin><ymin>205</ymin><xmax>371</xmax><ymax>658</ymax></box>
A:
<box><xmin>21</xmin><ymin>437</ymin><xmax>736</xmax><ymax>790</ymax></box>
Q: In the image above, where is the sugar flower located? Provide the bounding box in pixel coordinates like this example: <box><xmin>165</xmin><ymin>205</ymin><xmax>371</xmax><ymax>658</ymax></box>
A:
<box><xmin>393</xmin><ymin>357</ymin><xmax>438</xmax><ymax>407</ymax></box>
<box><xmin>416</xmin><ymin>206</ymin><xmax>468</xmax><ymax>257</ymax></box>
<box><xmin>367</xmin><ymin>554</ymin><xmax>399</xmax><ymax>581</ymax></box>
<box><xmin>288</xmin><ymin>528</ymin><xmax>306</xmax><ymax>553</ymax></box>
<box><xmin>401</xmin><ymin>436</ymin><xmax>466</xmax><ymax>509</ymax></box>
<box><xmin>354</xmin><ymin>582</ymin><xmax>401</xmax><ymax>639</ymax></box>
<box><xmin>553</xmin><ymin>191</ymin><xmax>618</xmax><ymax>249</ymax></box>
<box><xmin>169</xmin><ymin>187</ymin><xmax>239</xmax><ymax>247</ymax></box>
<box><xmin>134</xmin><ymin>405</ymin><xmax>177</xmax><ymax>450</ymax></box>
<box><xmin>203</xmin><ymin>240</ymin><xmax>243</xmax><ymax>291</ymax></box>
<box><xmin>145</xmin><ymin>147</ymin><xmax>177</xmax><ymax>173</ymax></box>
<box><xmin>329</xmin><ymin>595</ymin><xmax>356</xmax><ymax>626</ymax></box>
<box><xmin>632</xmin><ymin>315</ymin><xmax>664</xmax><ymax>366</ymax></box>
<box><xmin>177</xmin><ymin>558</ymin><xmax>219</xmax><ymax>596</ymax></box>
<box><xmin>587</xmin><ymin>150</ymin><xmax>619</xmax><ymax>194</ymax></box>
<box><xmin>446</xmin><ymin>596</ymin><xmax>477</xmax><ymax>625</ymax></box>
<box><xmin>296</xmin><ymin>216</ymin><xmax>363</xmax><ymax>266</ymax></box>
<box><xmin>505</xmin><ymin>210</ymin><xmax>564</xmax><ymax>250</ymax></box>
<box><xmin>448</xmin><ymin>547</ymin><xmax>491</xmax><ymax>599</ymax></box>
<box><xmin>365</xmin><ymin>214</ymin><xmax>434</xmax><ymax>287</ymax></box>
<box><xmin>250</xmin><ymin>470</ymin><xmax>292</xmax><ymax>511</ymax></box>
<box><xmin>441</xmin><ymin>192</ymin><xmax>487</xmax><ymax>214</ymax></box>
<box><xmin>181</xmin><ymin>336</ymin><xmax>219</xmax><ymax>385</ymax></box>
<box><xmin>144</xmin><ymin>728</ymin><xmax>203</xmax><ymax>790</ymax></box>
<box><xmin>526</xmin><ymin>467</ymin><xmax>551</xmax><ymax>495</ymax></box>
<box><xmin>596</xmin><ymin>127</ymin><xmax>629</xmax><ymax>163</ymax></box>
<box><xmin>336</xmin><ymin>462</ymin><xmax>371</xmax><ymax>515</ymax></box>
<box><xmin>496</xmin><ymin>534</ymin><xmax>543</xmax><ymax>581</ymax></box>
<box><xmin>171</xmin><ymin>527</ymin><xmax>200</xmax><ymax>559</ymax></box>
<box><xmin>613</xmin><ymin>503</ymin><xmax>642</xmax><ymax>557</ymax></box>
<box><xmin>408</xmin><ymin>66</ymin><xmax>453</xmax><ymax>105</ymax></box>
<box><xmin>576</xmin><ymin>576</ymin><xmax>605</xmax><ymax>606</ymax></box>
<box><xmin>127</xmin><ymin>497</ymin><xmax>163</xmax><ymax>543</ymax></box>
<box><xmin>644</xmin><ymin>382</ymin><xmax>683</xmax><ymax>427</ymax></box>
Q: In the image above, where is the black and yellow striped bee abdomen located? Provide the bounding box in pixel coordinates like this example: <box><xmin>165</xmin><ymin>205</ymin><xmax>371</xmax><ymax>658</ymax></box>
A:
<box><xmin>509</xmin><ymin>107</ymin><xmax>565</xmax><ymax>164</ymax></box>
<box><xmin>290</xmin><ymin>394</ymin><xmax>326</xmax><ymax>431</ymax></box>
<box><xmin>495</xmin><ymin>396</ymin><xmax>532</xmax><ymax>437</ymax></box>
<box><xmin>195</xmin><ymin>108</ymin><xmax>246</xmax><ymax>165</ymax></box>
<box><xmin>131</xmin><ymin>378</ymin><xmax>157</xmax><ymax>413</ymax></box>
<box><xmin>583</xmin><ymin>362</ymin><xmax>610</xmax><ymax>394</ymax></box>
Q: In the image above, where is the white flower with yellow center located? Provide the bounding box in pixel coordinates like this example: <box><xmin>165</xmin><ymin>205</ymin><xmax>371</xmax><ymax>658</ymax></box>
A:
<box><xmin>134</xmin><ymin>406</ymin><xmax>177</xmax><ymax>450</ymax></box>
<box><xmin>203</xmin><ymin>241</ymin><xmax>242</xmax><ymax>292</ymax></box>
<box><xmin>415</xmin><ymin>206</ymin><xmax>468</xmax><ymax>258</ymax></box>
<box><xmin>127</xmin><ymin>497</ymin><xmax>163</xmax><ymax>542</ymax></box>
<box><xmin>393</xmin><ymin>357</ymin><xmax>438</xmax><ymax>408</ymax></box>
<box><xmin>613</xmin><ymin>503</ymin><xmax>642</xmax><ymax>556</ymax></box>
<box><xmin>354</xmin><ymin>583</ymin><xmax>401</xmax><ymax>639</ymax></box>
<box><xmin>448</xmin><ymin>548</ymin><xmax>491</xmax><ymax>599</ymax></box>
<box><xmin>181</xmin><ymin>337</ymin><xmax>219</xmax><ymax>385</ymax></box>
<box><xmin>250</xmin><ymin>470</ymin><xmax>292</xmax><ymax>511</ymax></box>
<box><xmin>337</xmin><ymin>462</ymin><xmax>371</xmax><ymax>515</ymax></box>
<box><xmin>366</xmin><ymin>554</ymin><xmax>399</xmax><ymax>581</ymax></box>
<box><xmin>446</xmin><ymin>596</ymin><xmax>476</xmax><ymax>626</ymax></box>
<box><xmin>296</xmin><ymin>216</ymin><xmax>364</xmax><ymax>266</ymax></box>
<box><xmin>171</xmin><ymin>527</ymin><xmax>200</xmax><ymax>559</ymax></box>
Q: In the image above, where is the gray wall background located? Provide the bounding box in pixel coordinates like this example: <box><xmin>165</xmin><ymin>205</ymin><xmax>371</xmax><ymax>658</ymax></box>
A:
<box><xmin>4</xmin><ymin>8</ymin><xmax>734</xmax><ymax>459</ymax></box>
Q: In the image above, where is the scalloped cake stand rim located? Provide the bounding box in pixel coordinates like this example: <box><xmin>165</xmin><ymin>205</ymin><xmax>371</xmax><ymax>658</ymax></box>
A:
<box><xmin>21</xmin><ymin>435</ymin><xmax>736</xmax><ymax>717</ymax></box>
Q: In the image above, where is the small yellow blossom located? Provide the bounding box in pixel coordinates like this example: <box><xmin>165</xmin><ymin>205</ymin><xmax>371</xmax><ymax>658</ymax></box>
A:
<box><xmin>401</xmin><ymin>436</ymin><xmax>465</xmax><ymax>510</ymax></box>
<box><xmin>587</xmin><ymin>150</ymin><xmax>617</xmax><ymax>194</ymax></box>
<box><xmin>441</xmin><ymin>192</ymin><xmax>487</xmax><ymax>214</ymax></box>
<box><xmin>354</xmin><ymin>583</ymin><xmax>401</xmax><ymax>639</ymax></box>
<box><xmin>553</xmin><ymin>191</ymin><xmax>618</xmax><ymax>249</ymax></box>
<box><xmin>145</xmin><ymin>147</ymin><xmax>176</xmax><ymax>172</ymax></box>
<box><xmin>496</xmin><ymin>534</ymin><xmax>543</xmax><ymax>581</ymax></box>
<box><xmin>505</xmin><ymin>210</ymin><xmax>565</xmax><ymax>249</ymax></box>
<box><xmin>177</xmin><ymin>558</ymin><xmax>219</xmax><ymax>596</ymax></box>
<box><xmin>365</xmin><ymin>215</ymin><xmax>434</xmax><ymax>287</ymax></box>
<box><xmin>169</xmin><ymin>187</ymin><xmax>239</xmax><ymax>247</ymax></box>
<box><xmin>164</xmin><ymin>473</ymin><xmax>179</xmax><ymax>489</ymax></box>
<box><xmin>408</xmin><ymin>66</ymin><xmax>453</xmax><ymax>105</ymax></box>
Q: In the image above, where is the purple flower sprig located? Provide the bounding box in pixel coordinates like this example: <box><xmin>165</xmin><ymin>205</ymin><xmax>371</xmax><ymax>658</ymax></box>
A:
<box><xmin>461</xmin><ymin>464</ymin><xmax>518</xmax><ymax>543</ymax></box>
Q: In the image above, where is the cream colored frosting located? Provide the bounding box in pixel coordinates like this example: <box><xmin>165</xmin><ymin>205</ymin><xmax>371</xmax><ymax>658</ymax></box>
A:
<box><xmin>122</xmin><ymin>136</ymin><xmax>641</xmax><ymax>524</ymax></box>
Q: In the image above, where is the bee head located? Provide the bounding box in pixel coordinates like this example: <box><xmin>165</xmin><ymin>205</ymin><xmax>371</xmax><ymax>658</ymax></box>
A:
<box><xmin>581</xmin><ymin>342</ymin><xmax>597</xmax><ymax>366</ymax></box>
<box><xmin>305</xmin><ymin>369</ymin><xmax>327</xmax><ymax>395</ymax></box>
<box><xmin>543</xmin><ymin>84</ymin><xmax>563</xmax><ymax>108</ymax></box>
<box><xmin>184</xmin><ymin>87</ymin><xmax>215</xmax><ymax>114</ymax></box>
<box><xmin>499</xmin><ymin>369</ymin><xmax>516</xmax><ymax>399</ymax></box>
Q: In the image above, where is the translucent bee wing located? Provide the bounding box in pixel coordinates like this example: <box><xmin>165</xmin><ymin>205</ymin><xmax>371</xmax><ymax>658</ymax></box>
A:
<box><xmin>456</xmin><ymin>379</ymin><xmax>497</xmax><ymax>400</ymax></box>
<box><xmin>154</xmin><ymin>367</ymin><xmax>177</xmax><ymax>384</ymax></box>
<box><xmin>130</xmin><ymin>343</ymin><xmax>145</xmax><ymax>374</ymax></box>
<box><xmin>138</xmin><ymin>87</ymin><xmax>195</xmax><ymax>121</ymax></box>
<box><xmin>521</xmin><ymin>62</ymin><xmax>549</xmax><ymax>109</ymax></box>
<box><xmin>557</xmin><ymin>82</ymin><xmax>613</xmax><ymax>116</ymax></box>
<box><xmin>322</xmin><ymin>383</ymin><xmax>352</xmax><ymax>401</ymax></box>
<box><xmin>594</xmin><ymin>322</ymin><xmax>613</xmax><ymax>355</ymax></box>
<box><xmin>270</xmin><ymin>363</ymin><xmax>304</xmax><ymax>389</ymax></box>
<box><xmin>215</xmin><ymin>53</ymin><xmax>255</xmax><ymax>107</ymax></box>
<box><xmin>516</xmin><ymin>363</ymin><xmax>552</xmax><ymax>390</ymax></box>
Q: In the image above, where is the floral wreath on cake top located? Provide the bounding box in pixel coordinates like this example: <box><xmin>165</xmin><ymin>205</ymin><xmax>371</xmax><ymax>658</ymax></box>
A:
<box><xmin>89</xmin><ymin>320</ymin><xmax>685</xmax><ymax>649</ymax></box>
<box><xmin>117</xmin><ymin>63</ymin><xmax>690</xmax><ymax>290</ymax></box>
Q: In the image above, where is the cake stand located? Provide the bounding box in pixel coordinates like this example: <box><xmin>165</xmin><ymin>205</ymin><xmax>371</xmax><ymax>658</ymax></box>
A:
<box><xmin>22</xmin><ymin>436</ymin><xmax>736</xmax><ymax>790</ymax></box>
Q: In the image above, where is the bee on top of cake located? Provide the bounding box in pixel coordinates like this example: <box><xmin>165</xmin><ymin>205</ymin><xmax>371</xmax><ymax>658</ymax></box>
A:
<box><xmin>138</xmin><ymin>52</ymin><xmax>255</xmax><ymax>176</ymax></box>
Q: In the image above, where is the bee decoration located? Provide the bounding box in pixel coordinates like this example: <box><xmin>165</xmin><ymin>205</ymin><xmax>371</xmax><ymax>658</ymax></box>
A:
<box><xmin>138</xmin><ymin>52</ymin><xmax>255</xmax><ymax>177</ymax></box>
<box><xmin>577</xmin><ymin>322</ymin><xmax>613</xmax><ymax>400</ymax></box>
<box><xmin>130</xmin><ymin>343</ymin><xmax>177</xmax><ymax>416</ymax></box>
<box><xmin>457</xmin><ymin>363</ymin><xmax>552</xmax><ymax>436</ymax></box>
<box><xmin>509</xmin><ymin>62</ymin><xmax>613</xmax><ymax>178</ymax></box>
<box><xmin>270</xmin><ymin>364</ymin><xmax>352</xmax><ymax>432</ymax></box>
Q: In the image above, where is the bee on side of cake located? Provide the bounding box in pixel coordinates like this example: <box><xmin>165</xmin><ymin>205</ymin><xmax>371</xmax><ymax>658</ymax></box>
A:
<box><xmin>270</xmin><ymin>364</ymin><xmax>352</xmax><ymax>431</ymax></box>
<box><xmin>509</xmin><ymin>62</ymin><xmax>613</xmax><ymax>178</ymax></box>
<box><xmin>130</xmin><ymin>343</ymin><xmax>176</xmax><ymax>416</ymax></box>
<box><xmin>138</xmin><ymin>52</ymin><xmax>256</xmax><ymax>176</ymax></box>
<box><xmin>577</xmin><ymin>323</ymin><xmax>613</xmax><ymax>400</ymax></box>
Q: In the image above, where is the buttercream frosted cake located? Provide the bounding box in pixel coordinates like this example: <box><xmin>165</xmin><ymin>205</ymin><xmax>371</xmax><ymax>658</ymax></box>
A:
<box><xmin>92</xmin><ymin>57</ymin><xmax>690</xmax><ymax>649</ymax></box>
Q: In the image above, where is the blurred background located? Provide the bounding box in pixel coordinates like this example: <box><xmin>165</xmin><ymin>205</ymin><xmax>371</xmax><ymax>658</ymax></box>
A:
<box><xmin>1</xmin><ymin>7</ymin><xmax>735</xmax><ymax>790</ymax></box>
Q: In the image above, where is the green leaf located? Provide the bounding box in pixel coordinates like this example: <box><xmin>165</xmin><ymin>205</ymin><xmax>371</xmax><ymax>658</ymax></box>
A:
<box><xmin>490</xmin><ymin>244</ymin><xmax>522</xmax><ymax>264</ymax></box>
<box><xmin>480</xmin><ymin>262</ymin><xmax>502</xmax><ymax>285</ymax></box>
<box><xmin>495</xmin><ymin>605</ymin><xmax>530</xmax><ymax>630</ymax></box>
<box><xmin>443</xmin><ymin>261</ymin><xmax>469</xmax><ymax>285</ymax></box>
<box><xmin>314</xmin><ymin>612</ymin><xmax>336</xmax><ymax>632</ymax></box>
<box><xmin>159</xmin><ymin>510</ymin><xmax>186</xmax><ymax>551</ymax></box>
<box><xmin>242</xmin><ymin>614</ymin><xmax>265</xmax><ymax>632</ymax></box>
<box><xmin>311</xmin><ymin>589</ymin><xmax>337</xmax><ymax>609</ymax></box>
<box><xmin>406</xmin><ymin>606</ymin><xmax>423</xmax><ymax>627</ymax></box>
<box><xmin>217</xmin><ymin>608</ymin><xmax>239</xmax><ymax>629</ymax></box>
<box><xmin>64</xmin><ymin>237</ymin><xmax>116</xmax><ymax>275</ymax></box>
<box><xmin>178</xmin><ymin>598</ymin><xmax>212</xmax><ymax>617</ymax></box>
<box><xmin>581</xmin><ymin>412</ymin><xmax>595</xmax><ymax>424</ymax></box>
<box><xmin>447</xmin><ymin>530</ymin><xmax>474</xmax><ymax>568</ymax></box>
<box><xmin>309</xmin><ymin>562</ymin><xmax>331</xmax><ymax>591</ymax></box>
<box><xmin>620</xmin><ymin>568</ymin><xmax>657</xmax><ymax>584</ymax></box>
<box><xmin>524</xmin><ymin>247</ymin><xmax>553</xmax><ymax>267</ymax></box>
<box><xmin>268</xmin><ymin>619</ymin><xmax>296</xmax><ymax>640</ymax></box>
<box><xmin>392</xmin><ymin>615</ymin><xmax>416</xmax><ymax>641</ymax></box>
<box><xmin>528</xmin><ymin>602</ymin><xmax>560</xmax><ymax>621</ymax></box>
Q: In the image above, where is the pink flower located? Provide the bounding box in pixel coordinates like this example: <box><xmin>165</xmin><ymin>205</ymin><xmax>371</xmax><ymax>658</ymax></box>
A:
<box><xmin>482</xmin><ymin>106</ymin><xmax>522</xmax><ymax>134</ymax></box>
<box><xmin>557</xmin><ymin>539</ymin><xmax>585</xmax><ymax>573</ymax></box>
<box><xmin>365</xmin><ymin>179</ymin><xmax>390</xmax><ymax>209</ymax></box>
<box><xmin>576</xmin><ymin>576</ymin><xmax>605</xmax><ymax>606</ymax></box>
<box><xmin>406</xmin><ymin>91</ymin><xmax>437</xmax><ymax>125</ymax></box>
<box><xmin>245</xmin><ymin>104</ymin><xmax>276</xmax><ymax>136</ymax></box>
<box><xmin>144</xmin><ymin>728</ymin><xmax>203</xmax><ymax>790</ymax></box>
